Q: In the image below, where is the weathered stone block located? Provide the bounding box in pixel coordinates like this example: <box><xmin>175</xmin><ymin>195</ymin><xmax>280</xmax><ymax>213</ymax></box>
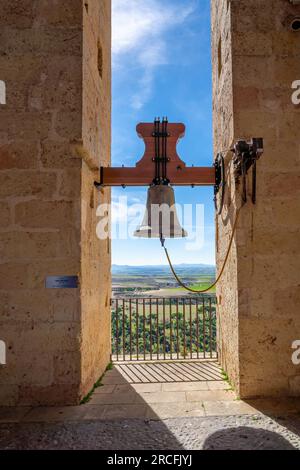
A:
<box><xmin>53</xmin><ymin>111</ymin><xmax>82</xmax><ymax>140</ymax></box>
<box><xmin>234</xmin><ymin>110</ymin><xmax>277</xmax><ymax>140</ymax></box>
<box><xmin>262</xmin><ymin>172</ymin><xmax>300</xmax><ymax>198</ymax></box>
<box><xmin>233</xmin><ymin>32</ymin><xmax>272</xmax><ymax>57</ymax></box>
<box><xmin>0</xmin><ymin>230</ymin><xmax>79</xmax><ymax>261</ymax></box>
<box><xmin>2</xmin><ymin>289</ymin><xmax>53</xmax><ymax>323</ymax></box>
<box><xmin>34</xmin><ymin>0</ymin><xmax>83</xmax><ymax>27</ymax></box>
<box><xmin>15</xmin><ymin>200</ymin><xmax>80</xmax><ymax>229</ymax></box>
<box><xmin>0</xmin><ymin>263</ymin><xmax>29</xmax><ymax>290</ymax></box>
<box><xmin>53</xmin><ymin>351</ymin><xmax>81</xmax><ymax>385</ymax></box>
<box><xmin>0</xmin><ymin>385</ymin><xmax>19</xmax><ymax>407</ymax></box>
<box><xmin>0</xmin><ymin>170</ymin><xmax>57</xmax><ymax>199</ymax></box>
<box><xmin>58</xmin><ymin>169</ymin><xmax>81</xmax><ymax>198</ymax></box>
<box><xmin>272</xmin><ymin>32</ymin><xmax>300</xmax><ymax>58</ymax></box>
<box><xmin>15</xmin><ymin>352</ymin><xmax>54</xmax><ymax>387</ymax></box>
<box><xmin>1</xmin><ymin>111</ymin><xmax>53</xmax><ymax>141</ymax></box>
<box><xmin>0</xmin><ymin>322</ymin><xmax>80</xmax><ymax>354</ymax></box>
<box><xmin>18</xmin><ymin>384</ymin><xmax>80</xmax><ymax>407</ymax></box>
<box><xmin>0</xmin><ymin>1</ymin><xmax>35</xmax><ymax>28</ymax></box>
<box><xmin>52</xmin><ymin>291</ymin><xmax>80</xmax><ymax>323</ymax></box>
<box><xmin>27</xmin><ymin>259</ymin><xmax>80</xmax><ymax>289</ymax></box>
<box><xmin>0</xmin><ymin>142</ymin><xmax>39</xmax><ymax>169</ymax></box>
<box><xmin>40</xmin><ymin>140</ymin><xmax>82</xmax><ymax>169</ymax></box>
<box><xmin>0</xmin><ymin>27</ymin><xmax>82</xmax><ymax>57</ymax></box>
<box><xmin>289</xmin><ymin>376</ymin><xmax>300</xmax><ymax>397</ymax></box>
<box><xmin>0</xmin><ymin>202</ymin><xmax>10</xmax><ymax>227</ymax></box>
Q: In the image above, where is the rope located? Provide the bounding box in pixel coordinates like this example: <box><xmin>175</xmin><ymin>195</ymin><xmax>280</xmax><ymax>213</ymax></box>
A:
<box><xmin>162</xmin><ymin>205</ymin><xmax>242</xmax><ymax>294</ymax></box>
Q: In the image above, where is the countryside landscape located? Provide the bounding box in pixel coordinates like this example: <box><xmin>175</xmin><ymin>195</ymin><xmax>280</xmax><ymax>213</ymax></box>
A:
<box><xmin>111</xmin><ymin>264</ymin><xmax>217</xmax><ymax>359</ymax></box>
<box><xmin>112</xmin><ymin>264</ymin><xmax>216</xmax><ymax>298</ymax></box>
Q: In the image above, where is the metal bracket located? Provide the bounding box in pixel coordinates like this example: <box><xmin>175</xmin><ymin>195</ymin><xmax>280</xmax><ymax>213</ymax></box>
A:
<box><xmin>232</xmin><ymin>138</ymin><xmax>264</xmax><ymax>204</ymax></box>
<box><xmin>94</xmin><ymin>167</ymin><xmax>104</xmax><ymax>189</ymax></box>
<box><xmin>214</xmin><ymin>153</ymin><xmax>226</xmax><ymax>215</ymax></box>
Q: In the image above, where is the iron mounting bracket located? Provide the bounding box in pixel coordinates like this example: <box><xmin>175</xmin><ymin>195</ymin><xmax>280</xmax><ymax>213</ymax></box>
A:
<box><xmin>232</xmin><ymin>138</ymin><xmax>264</xmax><ymax>204</ymax></box>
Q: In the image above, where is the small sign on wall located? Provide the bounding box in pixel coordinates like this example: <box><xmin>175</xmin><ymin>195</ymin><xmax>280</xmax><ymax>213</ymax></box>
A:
<box><xmin>0</xmin><ymin>340</ymin><xmax>6</xmax><ymax>365</ymax></box>
<box><xmin>0</xmin><ymin>80</ymin><xmax>6</xmax><ymax>105</ymax></box>
<box><xmin>46</xmin><ymin>276</ymin><xmax>79</xmax><ymax>289</ymax></box>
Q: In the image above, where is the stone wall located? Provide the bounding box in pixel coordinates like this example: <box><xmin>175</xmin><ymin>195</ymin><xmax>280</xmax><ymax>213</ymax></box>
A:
<box><xmin>79</xmin><ymin>0</ymin><xmax>111</xmax><ymax>403</ymax></box>
<box><xmin>212</xmin><ymin>0</ymin><xmax>300</xmax><ymax>397</ymax></box>
<box><xmin>0</xmin><ymin>0</ymin><xmax>111</xmax><ymax>406</ymax></box>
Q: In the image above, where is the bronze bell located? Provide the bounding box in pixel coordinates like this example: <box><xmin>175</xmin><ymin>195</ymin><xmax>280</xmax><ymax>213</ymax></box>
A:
<box><xmin>134</xmin><ymin>185</ymin><xmax>188</xmax><ymax>239</ymax></box>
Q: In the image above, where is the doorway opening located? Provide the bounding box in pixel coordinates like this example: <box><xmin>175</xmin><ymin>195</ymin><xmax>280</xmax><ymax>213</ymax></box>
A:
<box><xmin>110</xmin><ymin>1</ymin><xmax>216</xmax><ymax>379</ymax></box>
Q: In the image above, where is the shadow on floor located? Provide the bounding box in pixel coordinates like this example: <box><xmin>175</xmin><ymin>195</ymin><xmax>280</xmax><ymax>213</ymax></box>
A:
<box><xmin>1</xmin><ymin>363</ymin><xmax>300</xmax><ymax>449</ymax></box>
<box><xmin>113</xmin><ymin>360</ymin><xmax>223</xmax><ymax>383</ymax></box>
<box><xmin>82</xmin><ymin>361</ymin><xmax>229</xmax><ymax>420</ymax></box>
<box><xmin>203</xmin><ymin>426</ymin><xmax>296</xmax><ymax>450</ymax></box>
<box><xmin>0</xmin><ymin>420</ymin><xmax>186</xmax><ymax>450</ymax></box>
<box><xmin>243</xmin><ymin>398</ymin><xmax>300</xmax><ymax>442</ymax></box>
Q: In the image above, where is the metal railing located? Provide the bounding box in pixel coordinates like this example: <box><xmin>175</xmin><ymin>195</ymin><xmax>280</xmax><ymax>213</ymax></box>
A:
<box><xmin>111</xmin><ymin>297</ymin><xmax>217</xmax><ymax>362</ymax></box>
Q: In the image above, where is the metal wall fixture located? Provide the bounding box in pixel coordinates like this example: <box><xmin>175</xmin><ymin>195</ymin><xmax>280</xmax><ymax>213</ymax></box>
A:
<box><xmin>232</xmin><ymin>138</ymin><xmax>264</xmax><ymax>204</ymax></box>
<box><xmin>291</xmin><ymin>17</ymin><xmax>300</xmax><ymax>31</ymax></box>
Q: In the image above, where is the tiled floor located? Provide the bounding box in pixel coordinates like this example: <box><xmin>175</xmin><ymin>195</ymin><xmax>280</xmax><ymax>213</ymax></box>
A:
<box><xmin>0</xmin><ymin>361</ymin><xmax>300</xmax><ymax>423</ymax></box>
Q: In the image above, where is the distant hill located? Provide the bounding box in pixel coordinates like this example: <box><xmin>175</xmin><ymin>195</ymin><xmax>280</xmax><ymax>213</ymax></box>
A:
<box><xmin>112</xmin><ymin>264</ymin><xmax>216</xmax><ymax>277</ymax></box>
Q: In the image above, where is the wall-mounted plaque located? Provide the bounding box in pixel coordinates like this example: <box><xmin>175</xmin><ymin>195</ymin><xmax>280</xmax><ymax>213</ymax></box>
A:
<box><xmin>46</xmin><ymin>276</ymin><xmax>78</xmax><ymax>289</ymax></box>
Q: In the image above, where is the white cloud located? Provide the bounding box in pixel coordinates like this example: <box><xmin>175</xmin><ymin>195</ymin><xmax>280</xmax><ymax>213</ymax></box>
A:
<box><xmin>112</xmin><ymin>0</ymin><xmax>195</xmax><ymax>109</ymax></box>
<box><xmin>112</xmin><ymin>0</ymin><xmax>193</xmax><ymax>57</ymax></box>
<box><xmin>111</xmin><ymin>194</ymin><xmax>145</xmax><ymax>224</ymax></box>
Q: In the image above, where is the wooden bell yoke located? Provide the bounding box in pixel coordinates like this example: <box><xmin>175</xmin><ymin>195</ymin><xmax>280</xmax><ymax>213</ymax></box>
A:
<box><xmin>96</xmin><ymin>118</ymin><xmax>216</xmax><ymax>188</ymax></box>
<box><xmin>95</xmin><ymin>118</ymin><xmax>263</xmax><ymax>213</ymax></box>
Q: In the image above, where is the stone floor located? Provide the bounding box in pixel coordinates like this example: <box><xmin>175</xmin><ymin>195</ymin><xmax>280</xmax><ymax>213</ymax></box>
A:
<box><xmin>0</xmin><ymin>361</ymin><xmax>300</xmax><ymax>449</ymax></box>
<box><xmin>1</xmin><ymin>415</ymin><xmax>300</xmax><ymax>450</ymax></box>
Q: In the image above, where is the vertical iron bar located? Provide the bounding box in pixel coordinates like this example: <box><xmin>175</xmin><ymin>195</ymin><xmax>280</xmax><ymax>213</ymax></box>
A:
<box><xmin>183</xmin><ymin>299</ymin><xmax>186</xmax><ymax>359</ymax></box>
<box><xmin>156</xmin><ymin>299</ymin><xmax>159</xmax><ymax>360</ymax></box>
<box><xmin>116</xmin><ymin>299</ymin><xmax>119</xmax><ymax>361</ymax></box>
<box><xmin>136</xmin><ymin>299</ymin><xmax>139</xmax><ymax>361</ymax></box>
<box><xmin>215</xmin><ymin>298</ymin><xmax>217</xmax><ymax>356</ymax></box>
<box><xmin>252</xmin><ymin>160</ymin><xmax>257</xmax><ymax>204</ymax></box>
<box><xmin>129</xmin><ymin>299</ymin><xmax>132</xmax><ymax>361</ymax></box>
<box><xmin>143</xmin><ymin>299</ymin><xmax>146</xmax><ymax>361</ymax></box>
<box><xmin>150</xmin><ymin>298</ymin><xmax>152</xmax><ymax>360</ymax></box>
<box><xmin>190</xmin><ymin>298</ymin><xmax>193</xmax><ymax>359</ymax></box>
<box><xmin>154</xmin><ymin>119</ymin><xmax>158</xmax><ymax>182</ymax></box>
<box><xmin>163</xmin><ymin>298</ymin><xmax>166</xmax><ymax>360</ymax></box>
<box><xmin>165</xmin><ymin>119</ymin><xmax>168</xmax><ymax>180</ymax></box>
<box><xmin>155</xmin><ymin>118</ymin><xmax>160</xmax><ymax>182</ymax></box>
<box><xmin>209</xmin><ymin>297</ymin><xmax>213</xmax><ymax>358</ymax></box>
<box><xmin>170</xmin><ymin>298</ymin><xmax>172</xmax><ymax>360</ymax></box>
<box><xmin>196</xmin><ymin>298</ymin><xmax>199</xmax><ymax>359</ymax></box>
<box><xmin>122</xmin><ymin>299</ymin><xmax>125</xmax><ymax>361</ymax></box>
<box><xmin>176</xmin><ymin>298</ymin><xmax>179</xmax><ymax>359</ymax></box>
<box><xmin>203</xmin><ymin>298</ymin><xmax>206</xmax><ymax>359</ymax></box>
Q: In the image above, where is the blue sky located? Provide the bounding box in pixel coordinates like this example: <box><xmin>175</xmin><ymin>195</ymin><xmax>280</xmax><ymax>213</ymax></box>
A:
<box><xmin>111</xmin><ymin>0</ymin><xmax>214</xmax><ymax>266</ymax></box>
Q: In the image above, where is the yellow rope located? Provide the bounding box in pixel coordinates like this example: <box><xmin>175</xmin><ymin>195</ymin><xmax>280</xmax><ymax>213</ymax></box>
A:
<box><xmin>163</xmin><ymin>206</ymin><xmax>242</xmax><ymax>294</ymax></box>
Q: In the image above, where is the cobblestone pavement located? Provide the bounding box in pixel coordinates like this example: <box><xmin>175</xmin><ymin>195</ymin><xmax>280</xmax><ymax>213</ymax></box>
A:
<box><xmin>0</xmin><ymin>414</ymin><xmax>300</xmax><ymax>450</ymax></box>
